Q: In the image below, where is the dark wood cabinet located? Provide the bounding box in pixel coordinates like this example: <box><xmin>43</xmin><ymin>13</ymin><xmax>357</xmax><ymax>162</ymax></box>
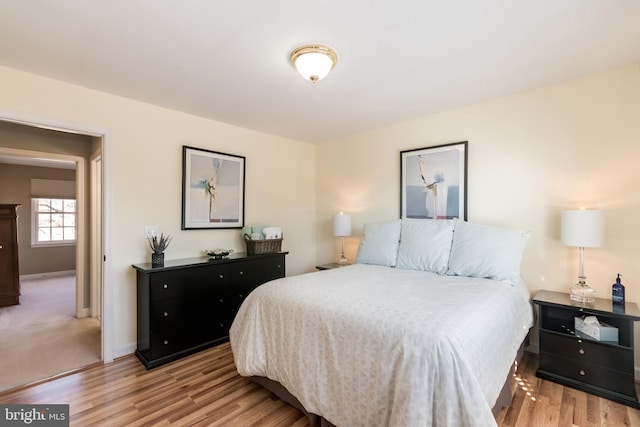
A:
<box><xmin>132</xmin><ymin>251</ymin><xmax>287</xmax><ymax>369</ymax></box>
<box><xmin>0</xmin><ymin>204</ymin><xmax>21</xmax><ymax>307</ymax></box>
<box><xmin>533</xmin><ymin>290</ymin><xmax>640</xmax><ymax>408</ymax></box>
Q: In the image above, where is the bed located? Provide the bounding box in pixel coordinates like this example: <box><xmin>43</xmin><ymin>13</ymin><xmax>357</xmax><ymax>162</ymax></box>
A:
<box><xmin>230</xmin><ymin>218</ymin><xmax>534</xmax><ymax>427</ymax></box>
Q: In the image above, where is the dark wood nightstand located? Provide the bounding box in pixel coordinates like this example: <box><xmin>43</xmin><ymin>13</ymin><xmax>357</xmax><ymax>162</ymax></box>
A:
<box><xmin>316</xmin><ymin>262</ymin><xmax>351</xmax><ymax>271</ymax></box>
<box><xmin>533</xmin><ymin>290</ymin><xmax>640</xmax><ymax>408</ymax></box>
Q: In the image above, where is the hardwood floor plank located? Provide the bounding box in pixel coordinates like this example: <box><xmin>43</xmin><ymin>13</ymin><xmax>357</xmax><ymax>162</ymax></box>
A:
<box><xmin>599</xmin><ymin>398</ymin><xmax>631</xmax><ymax>427</ymax></box>
<box><xmin>628</xmin><ymin>405</ymin><xmax>640</xmax><ymax>427</ymax></box>
<box><xmin>566</xmin><ymin>386</ymin><xmax>595</xmax><ymax>427</ymax></box>
<box><xmin>2</xmin><ymin>342</ymin><xmax>640</xmax><ymax>426</ymax></box>
<box><xmin>533</xmin><ymin>380</ymin><xmax>562</xmax><ymax>426</ymax></box>
<box><xmin>587</xmin><ymin>393</ymin><xmax>602</xmax><ymax>425</ymax></box>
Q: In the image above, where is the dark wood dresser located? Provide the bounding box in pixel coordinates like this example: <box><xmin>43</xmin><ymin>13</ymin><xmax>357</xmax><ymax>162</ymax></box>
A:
<box><xmin>132</xmin><ymin>251</ymin><xmax>287</xmax><ymax>368</ymax></box>
<box><xmin>0</xmin><ymin>204</ymin><xmax>21</xmax><ymax>307</ymax></box>
<box><xmin>534</xmin><ymin>290</ymin><xmax>640</xmax><ymax>408</ymax></box>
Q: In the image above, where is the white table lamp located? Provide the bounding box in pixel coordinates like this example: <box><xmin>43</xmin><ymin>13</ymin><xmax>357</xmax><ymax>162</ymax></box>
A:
<box><xmin>561</xmin><ymin>209</ymin><xmax>604</xmax><ymax>303</ymax></box>
<box><xmin>333</xmin><ymin>212</ymin><xmax>352</xmax><ymax>264</ymax></box>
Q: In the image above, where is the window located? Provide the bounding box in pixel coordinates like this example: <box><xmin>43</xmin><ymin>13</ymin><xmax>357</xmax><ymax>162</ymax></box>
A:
<box><xmin>32</xmin><ymin>198</ymin><xmax>76</xmax><ymax>246</ymax></box>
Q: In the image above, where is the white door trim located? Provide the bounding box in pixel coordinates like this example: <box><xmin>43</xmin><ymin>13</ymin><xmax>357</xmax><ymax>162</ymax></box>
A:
<box><xmin>0</xmin><ymin>108</ymin><xmax>114</xmax><ymax>363</ymax></box>
<box><xmin>90</xmin><ymin>154</ymin><xmax>102</xmax><ymax>319</ymax></box>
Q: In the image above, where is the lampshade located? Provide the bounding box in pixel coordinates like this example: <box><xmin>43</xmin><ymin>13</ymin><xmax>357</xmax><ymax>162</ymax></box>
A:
<box><xmin>290</xmin><ymin>44</ymin><xmax>338</xmax><ymax>83</ymax></box>
<box><xmin>333</xmin><ymin>212</ymin><xmax>351</xmax><ymax>237</ymax></box>
<box><xmin>561</xmin><ymin>209</ymin><xmax>604</xmax><ymax>248</ymax></box>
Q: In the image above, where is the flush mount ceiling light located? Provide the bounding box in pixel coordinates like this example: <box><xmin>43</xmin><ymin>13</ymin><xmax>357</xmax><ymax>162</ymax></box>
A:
<box><xmin>289</xmin><ymin>44</ymin><xmax>338</xmax><ymax>83</ymax></box>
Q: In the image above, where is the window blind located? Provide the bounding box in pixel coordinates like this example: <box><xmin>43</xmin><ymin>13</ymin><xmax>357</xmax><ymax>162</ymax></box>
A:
<box><xmin>30</xmin><ymin>179</ymin><xmax>76</xmax><ymax>198</ymax></box>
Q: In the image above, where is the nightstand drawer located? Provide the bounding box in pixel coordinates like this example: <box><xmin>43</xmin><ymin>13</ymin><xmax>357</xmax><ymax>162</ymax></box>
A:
<box><xmin>540</xmin><ymin>331</ymin><xmax>633</xmax><ymax>373</ymax></box>
<box><xmin>540</xmin><ymin>352</ymin><xmax>637</xmax><ymax>398</ymax></box>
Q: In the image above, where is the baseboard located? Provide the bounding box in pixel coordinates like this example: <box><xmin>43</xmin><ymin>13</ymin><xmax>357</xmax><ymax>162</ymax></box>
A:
<box><xmin>20</xmin><ymin>270</ymin><xmax>76</xmax><ymax>281</ymax></box>
<box><xmin>114</xmin><ymin>343</ymin><xmax>137</xmax><ymax>360</ymax></box>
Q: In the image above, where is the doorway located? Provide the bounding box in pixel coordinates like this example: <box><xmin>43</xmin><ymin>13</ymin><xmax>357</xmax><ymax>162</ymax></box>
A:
<box><xmin>0</xmin><ymin>109</ymin><xmax>113</xmax><ymax>382</ymax></box>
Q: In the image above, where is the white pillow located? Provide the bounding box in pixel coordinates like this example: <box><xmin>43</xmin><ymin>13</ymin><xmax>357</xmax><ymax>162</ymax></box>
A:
<box><xmin>355</xmin><ymin>219</ymin><xmax>402</xmax><ymax>267</ymax></box>
<box><xmin>396</xmin><ymin>218</ymin><xmax>457</xmax><ymax>274</ymax></box>
<box><xmin>447</xmin><ymin>220</ymin><xmax>530</xmax><ymax>281</ymax></box>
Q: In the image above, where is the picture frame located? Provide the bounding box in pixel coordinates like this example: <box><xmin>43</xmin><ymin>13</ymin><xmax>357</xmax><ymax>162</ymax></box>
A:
<box><xmin>182</xmin><ymin>145</ymin><xmax>245</xmax><ymax>229</ymax></box>
<box><xmin>400</xmin><ymin>141</ymin><xmax>467</xmax><ymax>220</ymax></box>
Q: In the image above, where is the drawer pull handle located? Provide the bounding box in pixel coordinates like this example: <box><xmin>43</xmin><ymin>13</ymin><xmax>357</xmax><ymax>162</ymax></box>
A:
<box><xmin>579</xmin><ymin>370</ymin><xmax>586</xmax><ymax>376</ymax></box>
<box><xmin>163</xmin><ymin>284</ymin><xmax>168</xmax><ymax>289</ymax></box>
<box><xmin>579</xmin><ymin>348</ymin><xmax>585</xmax><ymax>355</ymax></box>
<box><xmin>163</xmin><ymin>312</ymin><xmax>169</xmax><ymax>317</ymax></box>
<box><xmin>219</xmin><ymin>299</ymin><xmax>224</xmax><ymax>303</ymax></box>
<box><xmin>164</xmin><ymin>340</ymin><xmax>169</xmax><ymax>345</ymax></box>
<box><xmin>219</xmin><ymin>274</ymin><xmax>224</xmax><ymax>279</ymax></box>
<box><xmin>239</xmin><ymin>271</ymin><xmax>244</xmax><ymax>275</ymax></box>
<box><xmin>219</xmin><ymin>323</ymin><xmax>224</xmax><ymax>328</ymax></box>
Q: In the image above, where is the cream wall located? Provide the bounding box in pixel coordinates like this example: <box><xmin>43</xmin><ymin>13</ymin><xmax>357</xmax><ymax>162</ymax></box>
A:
<box><xmin>0</xmin><ymin>66</ymin><xmax>317</xmax><ymax>357</ymax></box>
<box><xmin>2</xmin><ymin>62</ymin><xmax>638</xmax><ymax>363</ymax></box>
<box><xmin>317</xmin><ymin>65</ymin><xmax>640</xmax><ymax>357</ymax></box>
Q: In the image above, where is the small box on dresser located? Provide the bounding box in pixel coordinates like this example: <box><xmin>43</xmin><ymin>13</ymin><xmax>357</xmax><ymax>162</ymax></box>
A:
<box><xmin>533</xmin><ymin>290</ymin><xmax>640</xmax><ymax>408</ymax></box>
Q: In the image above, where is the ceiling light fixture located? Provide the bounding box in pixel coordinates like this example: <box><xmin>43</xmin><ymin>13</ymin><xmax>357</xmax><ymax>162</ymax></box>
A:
<box><xmin>289</xmin><ymin>44</ymin><xmax>338</xmax><ymax>83</ymax></box>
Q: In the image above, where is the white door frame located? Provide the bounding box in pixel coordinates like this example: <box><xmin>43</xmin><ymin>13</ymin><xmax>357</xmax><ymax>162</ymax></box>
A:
<box><xmin>0</xmin><ymin>109</ymin><xmax>114</xmax><ymax>363</ymax></box>
<box><xmin>90</xmin><ymin>154</ymin><xmax>102</xmax><ymax>319</ymax></box>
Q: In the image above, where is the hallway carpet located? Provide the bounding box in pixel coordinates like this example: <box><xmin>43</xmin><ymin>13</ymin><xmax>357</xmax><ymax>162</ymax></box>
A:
<box><xmin>0</xmin><ymin>274</ymin><xmax>101</xmax><ymax>392</ymax></box>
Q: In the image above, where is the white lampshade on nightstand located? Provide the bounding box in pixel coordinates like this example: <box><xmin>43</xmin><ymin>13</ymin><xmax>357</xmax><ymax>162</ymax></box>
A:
<box><xmin>561</xmin><ymin>209</ymin><xmax>604</xmax><ymax>303</ymax></box>
<box><xmin>333</xmin><ymin>212</ymin><xmax>352</xmax><ymax>264</ymax></box>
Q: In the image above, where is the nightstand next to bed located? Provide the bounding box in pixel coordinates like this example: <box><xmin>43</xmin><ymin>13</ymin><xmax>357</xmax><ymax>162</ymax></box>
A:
<box><xmin>533</xmin><ymin>290</ymin><xmax>640</xmax><ymax>408</ymax></box>
<box><xmin>316</xmin><ymin>262</ymin><xmax>351</xmax><ymax>271</ymax></box>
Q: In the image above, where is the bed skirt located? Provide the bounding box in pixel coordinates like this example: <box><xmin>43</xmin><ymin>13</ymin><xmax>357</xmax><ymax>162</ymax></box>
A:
<box><xmin>251</xmin><ymin>340</ymin><xmax>528</xmax><ymax>426</ymax></box>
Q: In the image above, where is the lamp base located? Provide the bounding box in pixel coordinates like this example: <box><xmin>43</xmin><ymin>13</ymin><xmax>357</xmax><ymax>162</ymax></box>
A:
<box><xmin>570</xmin><ymin>280</ymin><xmax>596</xmax><ymax>304</ymax></box>
<box><xmin>337</xmin><ymin>255</ymin><xmax>349</xmax><ymax>265</ymax></box>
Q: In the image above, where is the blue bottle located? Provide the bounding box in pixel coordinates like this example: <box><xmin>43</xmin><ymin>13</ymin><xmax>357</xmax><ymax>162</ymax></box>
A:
<box><xmin>612</xmin><ymin>274</ymin><xmax>625</xmax><ymax>305</ymax></box>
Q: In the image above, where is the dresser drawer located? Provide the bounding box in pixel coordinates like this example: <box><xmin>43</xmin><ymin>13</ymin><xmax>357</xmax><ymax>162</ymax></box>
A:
<box><xmin>232</xmin><ymin>256</ymin><xmax>284</xmax><ymax>285</ymax></box>
<box><xmin>150</xmin><ymin>333</ymin><xmax>188</xmax><ymax>359</ymax></box>
<box><xmin>151</xmin><ymin>299</ymin><xmax>189</xmax><ymax>332</ymax></box>
<box><xmin>152</xmin><ymin>296</ymin><xmax>233</xmax><ymax>338</ymax></box>
<box><xmin>540</xmin><ymin>352</ymin><xmax>637</xmax><ymax>398</ymax></box>
<box><xmin>150</xmin><ymin>321</ymin><xmax>228</xmax><ymax>360</ymax></box>
<box><xmin>150</xmin><ymin>270</ymin><xmax>187</xmax><ymax>301</ymax></box>
<box><xmin>540</xmin><ymin>331</ymin><xmax>633</xmax><ymax>373</ymax></box>
<box><xmin>150</xmin><ymin>264</ymin><xmax>230</xmax><ymax>302</ymax></box>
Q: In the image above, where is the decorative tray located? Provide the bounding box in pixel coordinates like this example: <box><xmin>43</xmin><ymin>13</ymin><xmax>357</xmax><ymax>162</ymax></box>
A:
<box><xmin>204</xmin><ymin>249</ymin><xmax>234</xmax><ymax>259</ymax></box>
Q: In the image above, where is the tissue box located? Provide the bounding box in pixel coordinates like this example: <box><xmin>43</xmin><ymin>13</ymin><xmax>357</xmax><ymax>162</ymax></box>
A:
<box><xmin>574</xmin><ymin>316</ymin><xmax>619</xmax><ymax>343</ymax></box>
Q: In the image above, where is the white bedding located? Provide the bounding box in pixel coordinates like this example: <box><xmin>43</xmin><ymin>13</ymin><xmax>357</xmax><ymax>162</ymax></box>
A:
<box><xmin>229</xmin><ymin>264</ymin><xmax>534</xmax><ymax>427</ymax></box>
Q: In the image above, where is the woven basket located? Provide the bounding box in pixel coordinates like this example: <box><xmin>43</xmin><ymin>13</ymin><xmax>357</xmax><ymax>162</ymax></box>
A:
<box><xmin>243</xmin><ymin>234</ymin><xmax>283</xmax><ymax>255</ymax></box>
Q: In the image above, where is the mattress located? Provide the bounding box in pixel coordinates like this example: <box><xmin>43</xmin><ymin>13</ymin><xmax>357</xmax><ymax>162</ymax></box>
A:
<box><xmin>230</xmin><ymin>264</ymin><xmax>534</xmax><ymax>427</ymax></box>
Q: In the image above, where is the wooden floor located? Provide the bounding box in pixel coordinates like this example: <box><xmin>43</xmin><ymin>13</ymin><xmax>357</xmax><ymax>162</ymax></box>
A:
<box><xmin>1</xmin><ymin>342</ymin><xmax>640</xmax><ymax>426</ymax></box>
